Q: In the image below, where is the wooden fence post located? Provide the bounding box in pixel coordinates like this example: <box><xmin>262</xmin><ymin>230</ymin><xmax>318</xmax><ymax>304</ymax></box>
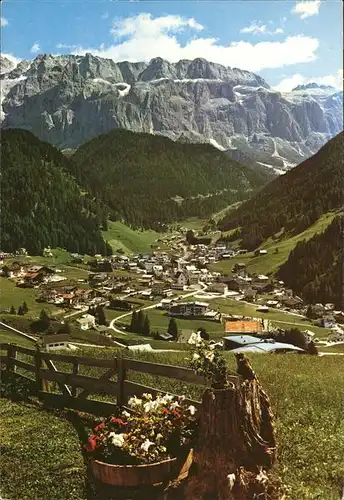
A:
<box><xmin>34</xmin><ymin>346</ymin><xmax>44</xmax><ymax>394</ymax></box>
<box><xmin>7</xmin><ymin>344</ymin><xmax>17</xmax><ymax>372</ymax></box>
<box><xmin>72</xmin><ymin>360</ymin><xmax>79</xmax><ymax>397</ymax></box>
<box><xmin>117</xmin><ymin>357</ymin><xmax>127</xmax><ymax>408</ymax></box>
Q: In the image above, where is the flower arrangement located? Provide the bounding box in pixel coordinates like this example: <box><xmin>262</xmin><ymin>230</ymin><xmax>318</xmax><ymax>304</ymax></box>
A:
<box><xmin>84</xmin><ymin>393</ymin><xmax>198</xmax><ymax>465</ymax></box>
<box><xmin>188</xmin><ymin>340</ymin><xmax>228</xmax><ymax>389</ymax></box>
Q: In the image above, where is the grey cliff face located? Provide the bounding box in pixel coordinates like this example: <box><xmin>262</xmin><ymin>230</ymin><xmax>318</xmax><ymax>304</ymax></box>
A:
<box><xmin>0</xmin><ymin>56</ymin><xmax>17</xmax><ymax>75</ymax></box>
<box><xmin>1</xmin><ymin>53</ymin><xmax>342</xmax><ymax>170</ymax></box>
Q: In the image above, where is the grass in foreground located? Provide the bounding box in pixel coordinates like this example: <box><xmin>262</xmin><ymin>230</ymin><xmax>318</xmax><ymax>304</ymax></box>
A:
<box><xmin>75</xmin><ymin>348</ymin><xmax>344</xmax><ymax>497</ymax></box>
<box><xmin>71</xmin><ymin>348</ymin><xmax>344</xmax><ymax>499</ymax></box>
<box><xmin>0</xmin><ymin>398</ymin><xmax>87</xmax><ymax>500</ymax></box>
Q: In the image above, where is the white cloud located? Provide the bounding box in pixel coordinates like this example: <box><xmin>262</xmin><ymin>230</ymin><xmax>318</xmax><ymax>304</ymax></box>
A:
<box><xmin>30</xmin><ymin>42</ymin><xmax>41</xmax><ymax>54</ymax></box>
<box><xmin>1</xmin><ymin>16</ymin><xmax>8</xmax><ymax>27</ymax></box>
<box><xmin>101</xmin><ymin>12</ymin><xmax>109</xmax><ymax>20</ymax></box>
<box><xmin>111</xmin><ymin>13</ymin><xmax>203</xmax><ymax>38</ymax></box>
<box><xmin>274</xmin><ymin>69</ymin><xmax>343</xmax><ymax>92</ymax></box>
<box><xmin>240</xmin><ymin>21</ymin><xmax>284</xmax><ymax>36</ymax></box>
<box><xmin>66</xmin><ymin>13</ymin><xmax>319</xmax><ymax>73</ymax></box>
<box><xmin>292</xmin><ymin>1</ymin><xmax>321</xmax><ymax>20</ymax></box>
<box><xmin>56</xmin><ymin>43</ymin><xmax>78</xmax><ymax>50</ymax></box>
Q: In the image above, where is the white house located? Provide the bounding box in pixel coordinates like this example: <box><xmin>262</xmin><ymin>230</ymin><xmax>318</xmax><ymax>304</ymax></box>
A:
<box><xmin>175</xmin><ymin>271</ymin><xmax>188</xmax><ymax>288</ymax></box>
<box><xmin>169</xmin><ymin>301</ymin><xmax>209</xmax><ymax>317</ymax></box>
<box><xmin>42</xmin><ymin>334</ymin><xmax>70</xmax><ymax>352</ymax></box>
<box><xmin>208</xmin><ymin>283</ymin><xmax>228</xmax><ymax>295</ymax></box>
<box><xmin>77</xmin><ymin>314</ymin><xmax>96</xmax><ymax>330</ymax></box>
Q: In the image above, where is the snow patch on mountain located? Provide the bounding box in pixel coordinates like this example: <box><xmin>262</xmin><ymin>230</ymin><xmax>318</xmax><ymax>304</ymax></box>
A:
<box><xmin>209</xmin><ymin>138</ymin><xmax>226</xmax><ymax>151</ymax></box>
<box><xmin>116</xmin><ymin>82</ymin><xmax>131</xmax><ymax>97</ymax></box>
<box><xmin>257</xmin><ymin>162</ymin><xmax>286</xmax><ymax>176</ymax></box>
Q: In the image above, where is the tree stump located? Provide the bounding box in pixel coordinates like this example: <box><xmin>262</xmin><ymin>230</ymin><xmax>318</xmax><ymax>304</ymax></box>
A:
<box><xmin>184</xmin><ymin>370</ymin><xmax>278</xmax><ymax>500</ymax></box>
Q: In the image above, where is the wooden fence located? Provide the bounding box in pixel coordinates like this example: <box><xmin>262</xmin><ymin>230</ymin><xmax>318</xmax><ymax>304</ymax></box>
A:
<box><xmin>0</xmin><ymin>343</ymin><xmax>239</xmax><ymax>416</ymax></box>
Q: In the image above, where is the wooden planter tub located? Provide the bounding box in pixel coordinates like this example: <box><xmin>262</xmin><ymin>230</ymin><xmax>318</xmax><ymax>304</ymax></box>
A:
<box><xmin>90</xmin><ymin>448</ymin><xmax>193</xmax><ymax>487</ymax></box>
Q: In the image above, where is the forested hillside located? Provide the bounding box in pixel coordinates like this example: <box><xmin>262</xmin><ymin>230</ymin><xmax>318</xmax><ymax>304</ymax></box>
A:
<box><xmin>1</xmin><ymin>129</ymin><xmax>111</xmax><ymax>255</ymax></box>
<box><xmin>72</xmin><ymin>129</ymin><xmax>274</xmax><ymax>229</ymax></box>
<box><xmin>277</xmin><ymin>216</ymin><xmax>342</xmax><ymax>307</ymax></box>
<box><xmin>219</xmin><ymin>132</ymin><xmax>343</xmax><ymax>249</ymax></box>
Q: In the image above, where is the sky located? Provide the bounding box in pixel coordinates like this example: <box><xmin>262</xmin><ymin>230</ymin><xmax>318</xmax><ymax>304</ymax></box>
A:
<box><xmin>1</xmin><ymin>0</ymin><xmax>343</xmax><ymax>91</ymax></box>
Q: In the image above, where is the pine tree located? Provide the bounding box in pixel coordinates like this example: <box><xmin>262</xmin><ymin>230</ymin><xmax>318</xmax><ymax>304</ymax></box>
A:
<box><xmin>130</xmin><ymin>311</ymin><xmax>138</xmax><ymax>333</ymax></box>
<box><xmin>168</xmin><ymin>317</ymin><xmax>179</xmax><ymax>340</ymax></box>
<box><xmin>2</xmin><ymin>265</ymin><xmax>10</xmax><ymax>278</ymax></box>
<box><xmin>137</xmin><ymin>310</ymin><xmax>145</xmax><ymax>335</ymax></box>
<box><xmin>22</xmin><ymin>301</ymin><xmax>29</xmax><ymax>314</ymax></box>
<box><xmin>143</xmin><ymin>315</ymin><xmax>151</xmax><ymax>337</ymax></box>
<box><xmin>306</xmin><ymin>305</ymin><xmax>314</xmax><ymax>319</ymax></box>
<box><xmin>39</xmin><ymin>309</ymin><xmax>50</xmax><ymax>330</ymax></box>
<box><xmin>10</xmin><ymin>305</ymin><xmax>16</xmax><ymax>315</ymax></box>
<box><xmin>96</xmin><ymin>306</ymin><xmax>107</xmax><ymax>326</ymax></box>
<box><xmin>17</xmin><ymin>305</ymin><xmax>24</xmax><ymax>316</ymax></box>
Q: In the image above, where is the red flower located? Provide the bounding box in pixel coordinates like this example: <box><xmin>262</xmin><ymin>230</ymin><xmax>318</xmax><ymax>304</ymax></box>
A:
<box><xmin>161</xmin><ymin>408</ymin><xmax>170</xmax><ymax>415</ymax></box>
<box><xmin>110</xmin><ymin>417</ymin><xmax>125</xmax><ymax>425</ymax></box>
<box><xmin>94</xmin><ymin>423</ymin><xmax>105</xmax><ymax>432</ymax></box>
<box><xmin>84</xmin><ymin>437</ymin><xmax>97</xmax><ymax>452</ymax></box>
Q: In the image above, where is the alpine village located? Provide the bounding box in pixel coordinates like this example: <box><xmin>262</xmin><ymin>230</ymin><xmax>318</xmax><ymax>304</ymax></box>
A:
<box><xmin>0</xmin><ymin>4</ymin><xmax>343</xmax><ymax>499</ymax></box>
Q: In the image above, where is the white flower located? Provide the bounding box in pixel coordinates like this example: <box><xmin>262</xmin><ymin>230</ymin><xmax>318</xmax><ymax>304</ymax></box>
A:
<box><xmin>178</xmin><ymin>395</ymin><xmax>186</xmax><ymax>402</ymax></box>
<box><xmin>188</xmin><ymin>405</ymin><xmax>197</xmax><ymax>416</ymax></box>
<box><xmin>205</xmin><ymin>352</ymin><xmax>215</xmax><ymax>362</ymax></box>
<box><xmin>142</xmin><ymin>393</ymin><xmax>153</xmax><ymax>400</ymax></box>
<box><xmin>143</xmin><ymin>401</ymin><xmax>155</xmax><ymax>413</ymax></box>
<box><xmin>156</xmin><ymin>433</ymin><xmax>163</xmax><ymax>441</ymax></box>
<box><xmin>227</xmin><ymin>473</ymin><xmax>236</xmax><ymax>490</ymax></box>
<box><xmin>122</xmin><ymin>410</ymin><xmax>130</xmax><ymax>418</ymax></box>
<box><xmin>192</xmin><ymin>353</ymin><xmax>200</xmax><ymax>361</ymax></box>
<box><xmin>209</xmin><ymin>344</ymin><xmax>216</xmax><ymax>350</ymax></box>
<box><xmin>109</xmin><ymin>432</ymin><xmax>125</xmax><ymax>448</ymax></box>
<box><xmin>161</xmin><ymin>394</ymin><xmax>174</xmax><ymax>403</ymax></box>
<box><xmin>128</xmin><ymin>396</ymin><xmax>142</xmax><ymax>408</ymax></box>
<box><xmin>170</xmin><ymin>401</ymin><xmax>180</xmax><ymax>410</ymax></box>
<box><xmin>141</xmin><ymin>439</ymin><xmax>155</xmax><ymax>452</ymax></box>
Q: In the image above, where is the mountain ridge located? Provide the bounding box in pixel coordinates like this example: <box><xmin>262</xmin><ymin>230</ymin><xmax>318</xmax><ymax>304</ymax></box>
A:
<box><xmin>71</xmin><ymin>127</ymin><xmax>274</xmax><ymax>229</ymax></box>
<box><xmin>1</xmin><ymin>53</ymin><xmax>342</xmax><ymax>166</ymax></box>
<box><xmin>218</xmin><ymin>131</ymin><xmax>343</xmax><ymax>249</ymax></box>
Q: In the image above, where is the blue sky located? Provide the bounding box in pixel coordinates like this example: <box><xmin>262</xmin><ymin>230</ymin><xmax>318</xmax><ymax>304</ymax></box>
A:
<box><xmin>1</xmin><ymin>0</ymin><xmax>343</xmax><ymax>91</ymax></box>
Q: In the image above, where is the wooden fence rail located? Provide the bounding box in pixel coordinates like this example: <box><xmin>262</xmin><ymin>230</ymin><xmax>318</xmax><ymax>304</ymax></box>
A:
<box><xmin>1</xmin><ymin>343</ymin><xmax>240</xmax><ymax>416</ymax></box>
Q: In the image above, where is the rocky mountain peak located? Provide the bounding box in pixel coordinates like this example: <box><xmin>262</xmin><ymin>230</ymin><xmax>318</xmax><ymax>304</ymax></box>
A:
<box><xmin>1</xmin><ymin>53</ymin><xmax>342</xmax><ymax>163</ymax></box>
<box><xmin>0</xmin><ymin>56</ymin><xmax>17</xmax><ymax>75</ymax></box>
